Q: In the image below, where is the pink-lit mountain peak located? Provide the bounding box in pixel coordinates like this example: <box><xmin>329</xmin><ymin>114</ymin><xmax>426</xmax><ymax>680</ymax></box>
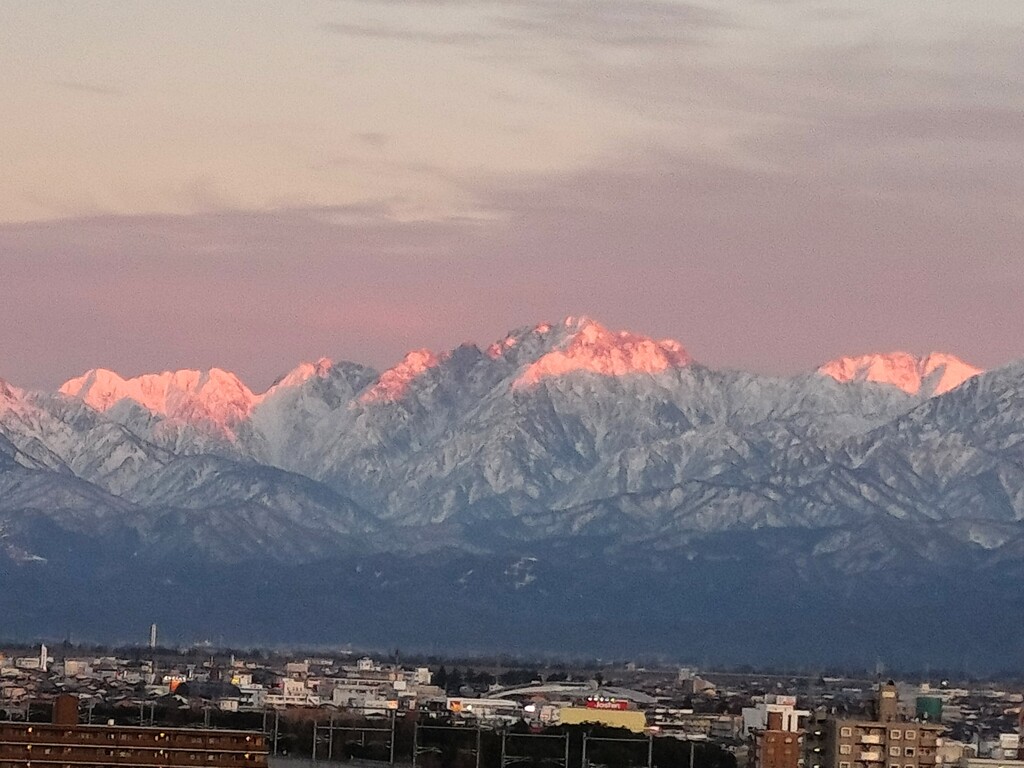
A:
<box><xmin>0</xmin><ymin>378</ymin><xmax>24</xmax><ymax>409</ymax></box>
<box><xmin>819</xmin><ymin>351</ymin><xmax>982</xmax><ymax>396</ymax></box>
<box><xmin>360</xmin><ymin>349</ymin><xmax>445</xmax><ymax>404</ymax></box>
<box><xmin>486</xmin><ymin>321</ymin><xmax>556</xmax><ymax>360</ymax></box>
<box><xmin>59</xmin><ymin>367</ymin><xmax>258</xmax><ymax>428</ymax></box>
<box><xmin>266</xmin><ymin>357</ymin><xmax>335</xmax><ymax>394</ymax></box>
<box><xmin>514</xmin><ymin>316</ymin><xmax>692</xmax><ymax>387</ymax></box>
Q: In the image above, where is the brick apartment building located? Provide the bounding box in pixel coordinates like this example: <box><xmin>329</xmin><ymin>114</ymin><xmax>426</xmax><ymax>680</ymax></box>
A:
<box><xmin>753</xmin><ymin>710</ymin><xmax>805</xmax><ymax>768</ymax></box>
<box><xmin>743</xmin><ymin>696</ymin><xmax>810</xmax><ymax>768</ymax></box>
<box><xmin>0</xmin><ymin>694</ymin><xmax>268</xmax><ymax>768</ymax></box>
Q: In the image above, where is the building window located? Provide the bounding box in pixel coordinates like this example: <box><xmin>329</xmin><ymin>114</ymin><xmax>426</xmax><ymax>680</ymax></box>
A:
<box><xmin>905</xmin><ymin>732</ymin><xmax>916</xmax><ymax>741</ymax></box>
<box><xmin>840</xmin><ymin>745</ymin><xmax>852</xmax><ymax>755</ymax></box>
<box><xmin>890</xmin><ymin>731</ymin><xmax>901</xmax><ymax>740</ymax></box>
<box><xmin>905</xmin><ymin>748</ymin><xmax>915</xmax><ymax>756</ymax></box>
<box><xmin>890</xmin><ymin>747</ymin><xmax>901</xmax><ymax>757</ymax></box>
<box><xmin>841</xmin><ymin>728</ymin><xmax>853</xmax><ymax>737</ymax></box>
<box><xmin>840</xmin><ymin>762</ymin><xmax>851</xmax><ymax>768</ymax></box>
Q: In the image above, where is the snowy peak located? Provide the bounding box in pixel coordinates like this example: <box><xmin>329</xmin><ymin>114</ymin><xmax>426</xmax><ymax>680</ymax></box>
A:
<box><xmin>360</xmin><ymin>349</ymin><xmax>445</xmax><ymax>403</ymax></box>
<box><xmin>0</xmin><ymin>379</ymin><xmax>22</xmax><ymax>407</ymax></box>
<box><xmin>513</xmin><ymin>317</ymin><xmax>692</xmax><ymax>387</ymax></box>
<box><xmin>919</xmin><ymin>353</ymin><xmax>985</xmax><ymax>395</ymax></box>
<box><xmin>819</xmin><ymin>352</ymin><xmax>982</xmax><ymax>396</ymax></box>
<box><xmin>265</xmin><ymin>357</ymin><xmax>335</xmax><ymax>394</ymax></box>
<box><xmin>486</xmin><ymin>322</ymin><xmax>556</xmax><ymax>360</ymax></box>
<box><xmin>60</xmin><ymin>367</ymin><xmax>259</xmax><ymax>432</ymax></box>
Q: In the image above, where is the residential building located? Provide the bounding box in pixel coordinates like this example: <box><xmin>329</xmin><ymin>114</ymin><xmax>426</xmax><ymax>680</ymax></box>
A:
<box><xmin>744</xmin><ymin>698</ymin><xmax>810</xmax><ymax>768</ymax></box>
<box><xmin>0</xmin><ymin>694</ymin><xmax>267</xmax><ymax>768</ymax></box>
<box><xmin>806</xmin><ymin>683</ymin><xmax>944</xmax><ymax>768</ymax></box>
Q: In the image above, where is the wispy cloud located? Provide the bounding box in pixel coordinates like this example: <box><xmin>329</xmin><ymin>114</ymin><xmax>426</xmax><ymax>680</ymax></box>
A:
<box><xmin>3</xmin><ymin>138</ymin><xmax>1022</xmax><ymax>391</ymax></box>
<box><xmin>353</xmin><ymin>131</ymin><xmax>390</xmax><ymax>147</ymax></box>
<box><xmin>50</xmin><ymin>80</ymin><xmax>122</xmax><ymax>96</ymax></box>
<box><xmin>324</xmin><ymin>0</ymin><xmax>729</xmax><ymax>50</ymax></box>
<box><xmin>492</xmin><ymin>0</ymin><xmax>731</xmax><ymax>47</ymax></box>
<box><xmin>322</xmin><ymin>21</ymin><xmax>501</xmax><ymax>46</ymax></box>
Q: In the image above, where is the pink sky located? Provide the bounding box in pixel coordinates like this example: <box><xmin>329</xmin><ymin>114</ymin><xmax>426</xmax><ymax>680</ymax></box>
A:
<box><xmin>1</xmin><ymin>1</ymin><xmax>1021</xmax><ymax>389</ymax></box>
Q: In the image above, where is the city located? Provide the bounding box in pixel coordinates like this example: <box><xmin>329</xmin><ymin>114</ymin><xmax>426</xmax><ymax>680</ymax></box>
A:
<box><xmin>1</xmin><ymin>639</ymin><xmax>1022</xmax><ymax>768</ymax></box>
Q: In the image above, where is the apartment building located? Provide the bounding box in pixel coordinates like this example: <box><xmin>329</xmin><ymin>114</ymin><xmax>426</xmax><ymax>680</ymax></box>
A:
<box><xmin>744</xmin><ymin>697</ymin><xmax>810</xmax><ymax>768</ymax></box>
<box><xmin>0</xmin><ymin>695</ymin><xmax>267</xmax><ymax>768</ymax></box>
<box><xmin>806</xmin><ymin>683</ymin><xmax>944</xmax><ymax>768</ymax></box>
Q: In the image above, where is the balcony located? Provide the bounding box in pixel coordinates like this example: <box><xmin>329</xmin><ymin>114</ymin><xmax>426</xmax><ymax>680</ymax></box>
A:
<box><xmin>860</xmin><ymin>736</ymin><xmax>883</xmax><ymax>745</ymax></box>
<box><xmin>859</xmin><ymin>751</ymin><xmax>884</xmax><ymax>762</ymax></box>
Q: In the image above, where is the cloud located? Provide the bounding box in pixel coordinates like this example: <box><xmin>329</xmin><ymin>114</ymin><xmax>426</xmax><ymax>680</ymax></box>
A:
<box><xmin>353</xmin><ymin>132</ymin><xmax>390</xmax><ymax>147</ymax></box>
<box><xmin>492</xmin><ymin>0</ymin><xmax>731</xmax><ymax>47</ymax></box>
<box><xmin>50</xmin><ymin>80</ymin><xmax>122</xmax><ymax>96</ymax></box>
<box><xmin>3</xmin><ymin>0</ymin><xmax>1020</xmax><ymax>391</ymax></box>
<box><xmin>2</xmin><ymin>141</ymin><xmax>1021</xmax><ymax>391</ymax></box>
<box><xmin>322</xmin><ymin>21</ymin><xmax>501</xmax><ymax>46</ymax></box>
<box><xmin>323</xmin><ymin>0</ymin><xmax>729</xmax><ymax>50</ymax></box>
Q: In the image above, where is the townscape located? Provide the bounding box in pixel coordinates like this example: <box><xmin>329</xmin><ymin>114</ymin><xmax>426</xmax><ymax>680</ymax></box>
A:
<box><xmin>1</xmin><ymin>640</ymin><xmax>1022</xmax><ymax>768</ymax></box>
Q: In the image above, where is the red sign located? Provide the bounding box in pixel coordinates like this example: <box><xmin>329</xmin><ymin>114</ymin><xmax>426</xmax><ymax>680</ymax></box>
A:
<box><xmin>586</xmin><ymin>700</ymin><xmax>629</xmax><ymax>710</ymax></box>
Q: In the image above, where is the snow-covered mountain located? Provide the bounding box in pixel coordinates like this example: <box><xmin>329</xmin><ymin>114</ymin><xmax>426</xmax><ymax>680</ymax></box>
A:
<box><xmin>819</xmin><ymin>351</ymin><xmax>981</xmax><ymax>396</ymax></box>
<box><xmin>2</xmin><ymin>318</ymin><xmax>1021</xmax><ymax>665</ymax></box>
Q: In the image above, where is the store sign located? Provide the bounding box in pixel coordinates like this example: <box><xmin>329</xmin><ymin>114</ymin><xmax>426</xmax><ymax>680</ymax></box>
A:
<box><xmin>586</xmin><ymin>699</ymin><xmax>628</xmax><ymax>711</ymax></box>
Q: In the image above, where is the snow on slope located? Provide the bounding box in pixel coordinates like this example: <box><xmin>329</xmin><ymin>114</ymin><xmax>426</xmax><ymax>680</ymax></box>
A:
<box><xmin>360</xmin><ymin>350</ymin><xmax>444</xmax><ymax>403</ymax></box>
<box><xmin>2</xmin><ymin>327</ymin><xmax>1022</xmax><ymax>662</ymax></box>
<box><xmin>60</xmin><ymin>367</ymin><xmax>258</xmax><ymax>438</ymax></box>
<box><xmin>7</xmin><ymin>318</ymin><xmax>1007</xmax><ymax>558</ymax></box>
<box><xmin>251</xmin><ymin>359</ymin><xmax>377</xmax><ymax>466</ymax></box>
<box><xmin>819</xmin><ymin>351</ymin><xmax>981</xmax><ymax>396</ymax></box>
<box><xmin>514</xmin><ymin>317</ymin><xmax>691</xmax><ymax>387</ymax></box>
<box><xmin>0</xmin><ymin>379</ymin><xmax>169</xmax><ymax>494</ymax></box>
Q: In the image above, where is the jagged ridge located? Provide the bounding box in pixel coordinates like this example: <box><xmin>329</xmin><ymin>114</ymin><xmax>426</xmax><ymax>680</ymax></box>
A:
<box><xmin>1</xmin><ymin>318</ymin><xmax>1020</xmax><ymax>663</ymax></box>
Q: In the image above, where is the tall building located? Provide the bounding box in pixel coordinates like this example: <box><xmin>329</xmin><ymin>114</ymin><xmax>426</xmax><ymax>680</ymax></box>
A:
<box><xmin>806</xmin><ymin>683</ymin><xmax>943</xmax><ymax>768</ymax></box>
<box><xmin>744</xmin><ymin>696</ymin><xmax>810</xmax><ymax>768</ymax></box>
<box><xmin>150</xmin><ymin>623</ymin><xmax>158</xmax><ymax>649</ymax></box>
<box><xmin>0</xmin><ymin>694</ymin><xmax>267</xmax><ymax>768</ymax></box>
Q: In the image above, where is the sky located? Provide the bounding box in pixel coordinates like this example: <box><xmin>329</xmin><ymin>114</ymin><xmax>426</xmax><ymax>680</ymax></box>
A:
<box><xmin>1</xmin><ymin>0</ymin><xmax>1022</xmax><ymax>390</ymax></box>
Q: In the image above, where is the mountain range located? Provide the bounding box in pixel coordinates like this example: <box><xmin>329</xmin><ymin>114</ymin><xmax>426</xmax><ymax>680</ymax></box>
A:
<box><xmin>1</xmin><ymin>317</ymin><xmax>1021</xmax><ymax>669</ymax></box>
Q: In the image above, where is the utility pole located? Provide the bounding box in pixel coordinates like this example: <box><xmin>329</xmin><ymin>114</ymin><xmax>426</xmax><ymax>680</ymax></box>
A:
<box><xmin>582</xmin><ymin>732</ymin><xmax>588</xmax><ymax>768</ymax></box>
<box><xmin>389</xmin><ymin>711</ymin><xmax>396</xmax><ymax>767</ymax></box>
<box><xmin>475</xmin><ymin>725</ymin><xmax>482</xmax><ymax>768</ymax></box>
<box><xmin>647</xmin><ymin>733</ymin><xmax>654</xmax><ymax>768</ymax></box>
<box><xmin>273</xmin><ymin>710</ymin><xmax>280</xmax><ymax>756</ymax></box>
<box><xmin>328</xmin><ymin>715</ymin><xmax>335</xmax><ymax>762</ymax></box>
<box><xmin>312</xmin><ymin>721</ymin><xmax>318</xmax><ymax>763</ymax></box>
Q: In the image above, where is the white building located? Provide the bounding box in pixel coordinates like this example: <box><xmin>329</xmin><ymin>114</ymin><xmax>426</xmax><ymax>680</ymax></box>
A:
<box><xmin>981</xmin><ymin>735</ymin><xmax>1022</xmax><ymax>761</ymax></box>
<box><xmin>741</xmin><ymin>695</ymin><xmax>810</xmax><ymax>737</ymax></box>
<box><xmin>265</xmin><ymin>677</ymin><xmax>320</xmax><ymax>708</ymax></box>
<box><xmin>238</xmin><ymin>685</ymin><xmax>267</xmax><ymax>711</ymax></box>
<box><xmin>447</xmin><ymin>697</ymin><xmax>523</xmax><ymax>724</ymax></box>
